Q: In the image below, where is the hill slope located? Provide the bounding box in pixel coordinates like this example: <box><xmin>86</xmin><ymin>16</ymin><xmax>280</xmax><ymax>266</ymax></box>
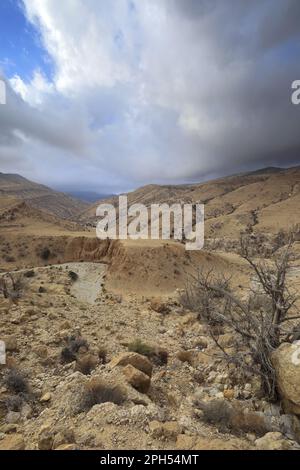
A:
<box><xmin>82</xmin><ymin>166</ymin><xmax>300</xmax><ymax>238</ymax></box>
<box><xmin>0</xmin><ymin>173</ymin><xmax>88</xmax><ymax>219</ymax></box>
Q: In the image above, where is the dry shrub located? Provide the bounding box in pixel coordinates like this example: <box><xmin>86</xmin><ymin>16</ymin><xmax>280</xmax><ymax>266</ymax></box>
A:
<box><xmin>68</xmin><ymin>271</ymin><xmax>78</xmax><ymax>282</ymax></box>
<box><xmin>75</xmin><ymin>354</ymin><xmax>98</xmax><ymax>375</ymax></box>
<box><xmin>128</xmin><ymin>339</ymin><xmax>168</xmax><ymax>366</ymax></box>
<box><xmin>128</xmin><ymin>339</ymin><xmax>153</xmax><ymax>357</ymax></box>
<box><xmin>60</xmin><ymin>336</ymin><xmax>89</xmax><ymax>364</ymax></box>
<box><xmin>4</xmin><ymin>369</ymin><xmax>29</xmax><ymax>395</ymax></box>
<box><xmin>40</xmin><ymin>247</ymin><xmax>51</xmax><ymax>260</ymax></box>
<box><xmin>98</xmin><ymin>347</ymin><xmax>107</xmax><ymax>364</ymax></box>
<box><xmin>24</xmin><ymin>270</ymin><xmax>35</xmax><ymax>278</ymax></box>
<box><xmin>79</xmin><ymin>378</ymin><xmax>126</xmax><ymax>411</ymax></box>
<box><xmin>230</xmin><ymin>410</ymin><xmax>271</xmax><ymax>436</ymax></box>
<box><xmin>197</xmin><ymin>399</ymin><xmax>233</xmax><ymax>430</ymax></box>
<box><xmin>183</xmin><ymin>231</ymin><xmax>299</xmax><ymax>400</ymax></box>
<box><xmin>195</xmin><ymin>399</ymin><xmax>272</xmax><ymax>436</ymax></box>
<box><xmin>5</xmin><ymin>395</ymin><xmax>23</xmax><ymax>412</ymax></box>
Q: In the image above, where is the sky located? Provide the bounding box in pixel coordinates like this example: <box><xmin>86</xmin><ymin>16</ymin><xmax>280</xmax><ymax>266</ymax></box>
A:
<box><xmin>0</xmin><ymin>0</ymin><xmax>300</xmax><ymax>193</ymax></box>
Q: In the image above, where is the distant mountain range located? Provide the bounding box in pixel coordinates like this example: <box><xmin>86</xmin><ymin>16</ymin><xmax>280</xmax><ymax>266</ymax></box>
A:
<box><xmin>1</xmin><ymin>166</ymin><xmax>299</xmax><ymax>239</ymax></box>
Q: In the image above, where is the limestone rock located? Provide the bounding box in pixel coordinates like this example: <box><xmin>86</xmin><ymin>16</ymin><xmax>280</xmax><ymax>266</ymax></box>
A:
<box><xmin>255</xmin><ymin>432</ymin><xmax>292</xmax><ymax>450</ymax></box>
<box><xmin>272</xmin><ymin>341</ymin><xmax>300</xmax><ymax>415</ymax></box>
<box><xmin>0</xmin><ymin>434</ymin><xmax>25</xmax><ymax>450</ymax></box>
<box><xmin>40</xmin><ymin>392</ymin><xmax>51</xmax><ymax>403</ymax></box>
<box><xmin>110</xmin><ymin>352</ymin><xmax>153</xmax><ymax>377</ymax></box>
<box><xmin>123</xmin><ymin>364</ymin><xmax>151</xmax><ymax>393</ymax></box>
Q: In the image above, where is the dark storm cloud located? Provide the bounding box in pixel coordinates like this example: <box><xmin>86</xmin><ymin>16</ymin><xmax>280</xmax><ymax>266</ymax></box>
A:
<box><xmin>0</xmin><ymin>0</ymin><xmax>299</xmax><ymax>191</ymax></box>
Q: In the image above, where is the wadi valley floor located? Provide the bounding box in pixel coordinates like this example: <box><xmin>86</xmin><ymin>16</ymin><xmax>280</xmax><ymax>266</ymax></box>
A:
<box><xmin>0</xmin><ymin>167</ymin><xmax>300</xmax><ymax>450</ymax></box>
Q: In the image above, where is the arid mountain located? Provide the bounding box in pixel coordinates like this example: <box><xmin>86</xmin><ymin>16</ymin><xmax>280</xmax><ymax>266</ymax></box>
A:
<box><xmin>82</xmin><ymin>166</ymin><xmax>300</xmax><ymax>239</ymax></box>
<box><xmin>0</xmin><ymin>173</ymin><xmax>88</xmax><ymax>219</ymax></box>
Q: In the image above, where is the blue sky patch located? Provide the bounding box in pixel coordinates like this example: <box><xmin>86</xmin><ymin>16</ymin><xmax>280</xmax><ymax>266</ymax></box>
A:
<box><xmin>0</xmin><ymin>0</ymin><xmax>53</xmax><ymax>81</ymax></box>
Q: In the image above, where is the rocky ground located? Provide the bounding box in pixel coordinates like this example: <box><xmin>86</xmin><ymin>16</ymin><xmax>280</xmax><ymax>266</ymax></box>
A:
<box><xmin>0</xmin><ymin>262</ymin><xmax>300</xmax><ymax>451</ymax></box>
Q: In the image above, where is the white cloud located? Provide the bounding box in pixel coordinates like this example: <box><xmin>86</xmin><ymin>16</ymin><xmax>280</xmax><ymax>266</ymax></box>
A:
<box><xmin>0</xmin><ymin>0</ymin><xmax>300</xmax><ymax>191</ymax></box>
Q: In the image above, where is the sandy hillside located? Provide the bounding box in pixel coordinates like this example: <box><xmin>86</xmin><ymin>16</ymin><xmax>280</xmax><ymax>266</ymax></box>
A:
<box><xmin>82</xmin><ymin>166</ymin><xmax>300</xmax><ymax>240</ymax></box>
<box><xmin>0</xmin><ymin>173</ymin><xmax>88</xmax><ymax>219</ymax></box>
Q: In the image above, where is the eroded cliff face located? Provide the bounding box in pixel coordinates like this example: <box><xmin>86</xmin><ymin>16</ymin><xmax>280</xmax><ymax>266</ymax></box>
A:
<box><xmin>63</xmin><ymin>237</ymin><xmax>121</xmax><ymax>264</ymax></box>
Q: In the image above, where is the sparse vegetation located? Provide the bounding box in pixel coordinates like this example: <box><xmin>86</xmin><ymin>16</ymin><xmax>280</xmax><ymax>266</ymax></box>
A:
<box><xmin>196</xmin><ymin>399</ymin><xmax>233</xmax><ymax>429</ymax></box>
<box><xmin>183</xmin><ymin>231</ymin><xmax>300</xmax><ymax>400</ymax></box>
<box><xmin>5</xmin><ymin>394</ymin><xmax>24</xmax><ymax>412</ymax></box>
<box><xmin>128</xmin><ymin>339</ymin><xmax>168</xmax><ymax>366</ymax></box>
<box><xmin>97</xmin><ymin>347</ymin><xmax>108</xmax><ymax>364</ymax></box>
<box><xmin>24</xmin><ymin>270</ymin><xmax>35</xmax><ymax>278</ymax></box>
<box><xmin>40</xmin><ymin>247</ymin><xmax>51</xmax><ymax>261</ymax></box>
<box><xmin>79</xmin><ymin>378</ymin><xmax>126</xmax><ymax>411</ymax></box>
<box><xmin>60</xmin><ymin>335</ymin><xmax>89</xmax><ymax>364</ymax></box>
<box><xmin>128</xmin><ymin>339</ymin><xmax>154</xmax><ymax>357</ymax></box>
<box><xmin>195</xmin><ymin>399</ymin><xmax>271</xmax><ymax>436</ymax></box>
<box><xmin>4</xmin><ymin>369</ymin><xmax>29</xmax><ymax>395</ymax></box>
<box><xmin>68</xmin><ymin>271</ymin><xmax>78</xmax><ymax>282</ymax></box>
<box><xmin>75</xmin><ymin>354</ymin><xmax>98</xmax><ymax>375</ymax></box>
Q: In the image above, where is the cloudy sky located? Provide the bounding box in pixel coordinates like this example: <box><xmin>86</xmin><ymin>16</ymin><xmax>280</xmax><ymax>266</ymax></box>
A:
<box><xmin>0</xmin><ymin>0</ymin><xmax>300</xmax><ymax>193</ymax></box>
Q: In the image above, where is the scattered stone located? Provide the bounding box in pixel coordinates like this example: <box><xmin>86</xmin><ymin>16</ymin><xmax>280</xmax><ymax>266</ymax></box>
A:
<box><xmin>40</xmin><ymin>393</ymin><xmax>51</xmax><ymax>403</ymax></box>
<box><xmin>223</xmin><ymin>389</ymin><xmax>235</xmax><ymax>400</ymax></box>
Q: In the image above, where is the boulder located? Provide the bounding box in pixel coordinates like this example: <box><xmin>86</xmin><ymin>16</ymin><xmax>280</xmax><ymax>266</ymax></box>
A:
<box><xmin>0</xmin><ymin>434</ymin><xmax>25</xmax><ymax>450</ymax></box>
<box><xmin>123</xmin><ymin>364</ymin><xmax>151</xmax><ymax>393</ymax></box>
<box><xmin>110</xmin><ymin>352</ymin><xmax>153</xmax><ymax>377</ymax></box>
<box><xmin>272</xmin><ymin>341</ymin><xmax>300</xmax><ymax>415</ymax></box>
<box><xmin>255</xmin><ymin>432</ymin><xmax>292</xmax><ymax>450</ymax></box>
